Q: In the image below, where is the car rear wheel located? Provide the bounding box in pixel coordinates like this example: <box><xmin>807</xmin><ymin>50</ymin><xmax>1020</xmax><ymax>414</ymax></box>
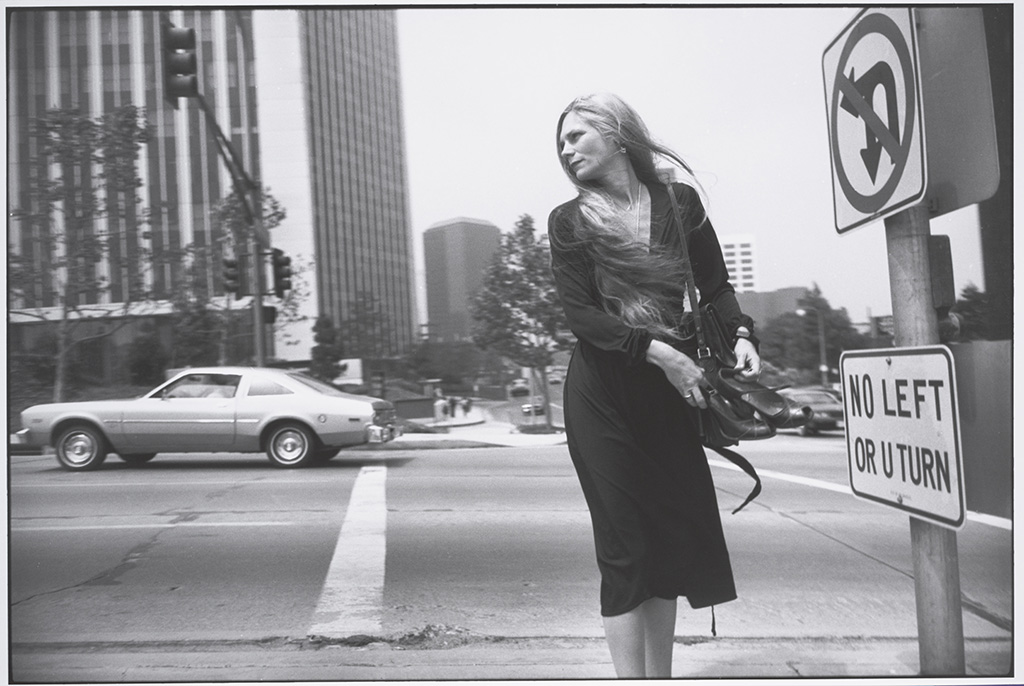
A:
<box><xmin>55</xmin><ymin>424</ymin><xmax>108</xmax><ymax>471</ymax></box>
<box><xmin>118</xmin><ymin>453</ymin><xmax>157</xmax><ymax>465</ymax></box>
<box><xmin>265</xmin><ymin>423</ymin><xmax>316</xmax><ymax>468</ymax></box>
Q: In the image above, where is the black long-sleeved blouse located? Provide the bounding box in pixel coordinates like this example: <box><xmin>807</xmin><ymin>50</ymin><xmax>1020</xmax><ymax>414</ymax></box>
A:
<box><xmin>548</xmin><ymin>182</ymin><xmax>753</xmax><ymax>366</ymax></box>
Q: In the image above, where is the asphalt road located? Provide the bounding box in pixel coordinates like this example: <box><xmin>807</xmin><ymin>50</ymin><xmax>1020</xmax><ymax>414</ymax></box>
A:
<box><xmin>9</xmin><ymin>435</ymin><xmax>1012</xmax><ymax>679</ymax></box>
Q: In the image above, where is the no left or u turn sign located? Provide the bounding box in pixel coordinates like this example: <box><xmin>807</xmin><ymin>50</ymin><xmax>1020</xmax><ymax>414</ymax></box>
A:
<box><xmin>823</xmin><ymin>8</ymin><xmax>926</xmax><ymax>233</ymax></box>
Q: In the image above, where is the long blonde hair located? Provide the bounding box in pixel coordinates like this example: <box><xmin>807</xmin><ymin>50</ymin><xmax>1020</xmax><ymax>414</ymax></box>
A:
<box><xmin>553</xmin><ymin>93</ymin><xmax>708</xmax><ymax>339</ymax></box>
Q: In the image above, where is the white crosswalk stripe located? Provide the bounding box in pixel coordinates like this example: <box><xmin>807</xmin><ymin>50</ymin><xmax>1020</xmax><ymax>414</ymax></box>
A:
<box><xmin>308</xmin><ymin>465</ymin><xmax>388</xmax><ymax>637</ymax></box>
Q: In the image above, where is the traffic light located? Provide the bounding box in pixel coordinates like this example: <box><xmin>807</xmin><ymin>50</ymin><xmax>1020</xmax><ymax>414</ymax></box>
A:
<box><xmin>271</xmin><ymin>248</ymin><xmax>293</xmax><ymax>299</ymax></box>
<box><xmin>222</xmin><ymin>256</ymin><xmax>241</xmax><ymax>299</ymax></box>
<box><xmin>162</xmin><ymin>20</ymin><xmax>198</xmax><ymax>107</ymax></box>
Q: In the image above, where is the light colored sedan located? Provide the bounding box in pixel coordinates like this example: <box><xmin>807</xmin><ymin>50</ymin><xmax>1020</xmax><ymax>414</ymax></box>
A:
<box><xmin>11</xmin><ymin>366</ymin><xmax>401</xmax><ymax>471</ymax></box>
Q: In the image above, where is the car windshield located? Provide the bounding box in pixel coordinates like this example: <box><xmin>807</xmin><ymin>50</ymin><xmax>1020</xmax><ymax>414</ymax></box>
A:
<box><xmin>287</xmin><ymin>372</ymin><xmax>346</xmax><ymax>397</ymax></box>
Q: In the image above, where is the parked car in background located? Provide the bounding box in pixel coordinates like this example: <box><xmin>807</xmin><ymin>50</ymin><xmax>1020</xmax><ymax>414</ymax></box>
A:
<box><xmin>521</xmin><ymin>398</ymin><xmax>546</xmax><ymax>416</ymax></box>
<box><xmin>11</xmin><ymin>367</ymin><xmax>401</xmax><ymax>471</ymax></box>
<box><xmin>509</xmin><ymin>378</ymin><xmax>531</xmax><ymax>397</ymax></box>
<box><xmin>777</xmin><ymin>387</ymin><xmax>845</xmax><ymax>436</ymax></box>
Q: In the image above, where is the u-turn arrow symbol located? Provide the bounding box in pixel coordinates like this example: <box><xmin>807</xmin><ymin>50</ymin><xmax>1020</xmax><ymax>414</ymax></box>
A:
<box><xmin>839</xmin><ymin>62</ymin><xmax>901</xmax><ymax>183</ymax></box>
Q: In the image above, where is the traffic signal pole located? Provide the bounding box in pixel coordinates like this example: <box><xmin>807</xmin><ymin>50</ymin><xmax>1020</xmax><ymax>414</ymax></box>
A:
<box><xmin>192</xmin><ymin>92</ymin><xmax>268</xmax><ymax>365</ymax></box>
<box><xmin>163</xmin><ymin>14</ymin><xmax>291</xmax><ymax>366</ymax></box>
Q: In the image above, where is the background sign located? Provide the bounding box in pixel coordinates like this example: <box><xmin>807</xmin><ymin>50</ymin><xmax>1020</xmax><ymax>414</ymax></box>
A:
<box><xmin>840</xmin><ymin>346</ymin><xmax>965</xmax><ymax>529</ymax></box>
<box><xmin>823</xmin><ymin>8</ymin><xmax>926</xmax><ymax>233</ymax></box>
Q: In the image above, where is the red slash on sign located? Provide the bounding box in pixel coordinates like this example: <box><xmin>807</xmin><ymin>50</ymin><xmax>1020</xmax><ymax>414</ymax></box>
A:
<box><xmin>839</xmin><ymin>63</ymin><xmax>899</xmax><ymax>183</ymax></box>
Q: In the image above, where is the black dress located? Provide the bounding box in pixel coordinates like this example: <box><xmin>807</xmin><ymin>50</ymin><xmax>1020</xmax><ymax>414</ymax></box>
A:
<box><xmin>548</xmin><ymin>182</ymin><xmax>747</xmax><ymax>617</ymax></box>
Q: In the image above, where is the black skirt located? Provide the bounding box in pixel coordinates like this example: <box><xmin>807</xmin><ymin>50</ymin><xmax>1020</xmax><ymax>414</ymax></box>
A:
<box><xmin>563</xmin><ymin>339</ymin><xmax>737</xmax><ymax>616</ymax></box>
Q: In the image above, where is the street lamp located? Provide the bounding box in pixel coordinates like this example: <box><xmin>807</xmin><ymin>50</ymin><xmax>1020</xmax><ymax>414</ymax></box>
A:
<box><xmin>796</xmin><ymin>307</ymin><xmax>829</xmax><ymax>388</ymax></box>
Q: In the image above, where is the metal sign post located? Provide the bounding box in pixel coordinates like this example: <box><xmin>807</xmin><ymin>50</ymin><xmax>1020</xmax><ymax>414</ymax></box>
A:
<box><xmin>884</xmin><ymin>205</ymin><xmax>964</xmax><ymax>675</ymax></box>
<box><xmin>822</xmin><ymin>8</ymin><xmax>1001</xmax><ymax>675</ymax></box>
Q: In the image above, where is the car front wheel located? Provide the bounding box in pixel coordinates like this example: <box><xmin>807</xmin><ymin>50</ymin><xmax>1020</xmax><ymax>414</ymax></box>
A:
<box><xmin>265</xmin><ymin>423</ymin><xmax>316</xmax><ymax>468</ymax></box>
<box><xmin>55</xmin><ymin>424</ymin><xmax>108</xmax><ymax>471</ymax></box>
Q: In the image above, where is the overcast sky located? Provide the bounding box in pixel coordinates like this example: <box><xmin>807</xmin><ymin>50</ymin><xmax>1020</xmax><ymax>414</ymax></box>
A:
<box><xmin>395</xmin><ymin>6</ymin><xmax>987</xmax><ymax>326</ymax></box>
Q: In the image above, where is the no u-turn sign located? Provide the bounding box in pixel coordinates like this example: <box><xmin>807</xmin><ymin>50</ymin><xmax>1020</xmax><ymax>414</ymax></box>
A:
<box><xmin>823</xmin><ymin>8</ymin><xmax>926</xmax><ymax>233</ymax></box>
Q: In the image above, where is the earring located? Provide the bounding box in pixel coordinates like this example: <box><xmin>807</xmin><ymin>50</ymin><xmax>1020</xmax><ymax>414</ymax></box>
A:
<box><xmin>619</xmin><ymin>146</ymin><xmax>627</xmax><ymax>154</ymax></box>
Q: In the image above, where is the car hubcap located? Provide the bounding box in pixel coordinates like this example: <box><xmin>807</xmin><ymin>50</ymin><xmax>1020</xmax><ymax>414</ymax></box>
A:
<box><xmin>63</xmin><ymin>432</ymin><xmax>96</xmax><ymax>465</ymax></box>
<box><xmin>274</xmin><ymin>430</ymin><xmax>307</xmax><ymax>463</ymax></box>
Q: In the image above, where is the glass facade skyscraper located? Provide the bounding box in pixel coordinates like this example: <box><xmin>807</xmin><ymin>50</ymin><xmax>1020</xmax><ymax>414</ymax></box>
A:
<box><xmin>8</xmin><ymin>8</ymin><xmax>414</xmax><ymax>367</ymax></box>
<box><xmin>9</xmin><ymin>10</ymin><xmax>261</xmax><ymax>306</ymax></box>
<box><xmin>256</xmin><ymin>9</ymin><xmax>415</xmax><ymax>357</ymax></box>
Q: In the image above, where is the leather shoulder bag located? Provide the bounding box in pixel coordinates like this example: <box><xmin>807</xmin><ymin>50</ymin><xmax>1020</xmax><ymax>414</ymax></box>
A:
<box><xmin>664</xmin><ymin>183</ymin><xmax>811</xmax><ymax>512</ymax></box>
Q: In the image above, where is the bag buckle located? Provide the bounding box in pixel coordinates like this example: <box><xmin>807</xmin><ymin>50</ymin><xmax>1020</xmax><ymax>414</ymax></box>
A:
<box><xmin>697</xmin><ymin>346</ymin><xmax>712</xmax><ymax>360</ymax></box>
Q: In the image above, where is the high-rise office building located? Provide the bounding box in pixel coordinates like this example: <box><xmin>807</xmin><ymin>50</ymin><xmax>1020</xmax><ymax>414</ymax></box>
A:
<box><xmin>423</xmin><ymin>218</ymin><xmax>501</xmax><ymax>342</ymax></box>
<box><xmin>719</xmin><ymin>233</ymin><xmax>758</xmax><ymax>293</ymax></box>
<box><xmin>255</xmin><ymin>9</ymin><xmax>415</xmax><ymax>357</ymax></box>
<box><xmin>8</xmin><ymin>8</ymin><xmax>414</xmax><ymax>373</ymax></box>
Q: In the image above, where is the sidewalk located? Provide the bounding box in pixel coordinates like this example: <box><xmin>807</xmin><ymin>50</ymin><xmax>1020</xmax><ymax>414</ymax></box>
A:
<box><xmin>12</xmin><ymin>634</ymin><xmax>1013</xmax><ymax>681</ymax></box>
<box><xmin>379</xmin><ymin>404</ymin><xmax>568</xmax><ymax>450</ymax></box>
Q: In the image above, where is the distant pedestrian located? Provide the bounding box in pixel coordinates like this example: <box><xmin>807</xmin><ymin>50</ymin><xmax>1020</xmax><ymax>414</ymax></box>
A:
<box><xmin>549</xmin><ymin>93</ymin><xmax>761</xmax><ymax>678</ymax></box>
<box><xmin>461</xmin><ymin>397</ymin><xmax>472</xmax><ymax>416</ymax></box>
<box><xmin>448</xmin><ymin>396</ymin><xmax>458</xmax><ymax>418</ymax></box>
<box><xmin>433</xmin><ymin>395</ymin><xmax>448</xmax><ymax>423</ymax></box>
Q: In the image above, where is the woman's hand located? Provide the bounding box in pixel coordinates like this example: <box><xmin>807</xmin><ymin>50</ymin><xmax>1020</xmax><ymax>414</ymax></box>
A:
<box><xmin>733</xmin><ymin>338</ymin><xmax>761</xmax><ymax>380</ymax></box>
<box><xmin>646</xmin><ymin>339</ymin><xmax>708</xmax><ymax>409</ymax></box>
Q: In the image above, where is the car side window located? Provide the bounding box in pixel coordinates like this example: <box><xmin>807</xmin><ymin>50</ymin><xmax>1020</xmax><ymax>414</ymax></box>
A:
<box><xmin>246</xmin><ymin>378</ymin><xmax>294</xmax><ymax>397</ymax></box>
<box><xmin>164</xmin><ymin>374</ymin><xmax>242</xmax><ymax>399</ymax></box>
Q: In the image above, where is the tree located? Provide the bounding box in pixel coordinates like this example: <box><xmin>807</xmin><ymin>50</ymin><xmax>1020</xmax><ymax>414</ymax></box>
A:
<box><xmin>210</xmin><ymin>185</ymin><xmax>287</xmax><ymax>250</ymax></box>
<box><xmin>404</xmin><ymin>339</ymin><xmax>506</xmax><ymax>391</ymax></box>
<box><xmin>9</xmin><ymin>106</ymin><xmax>151</xmax><ymax>401</ymax></box>
<box><xmin>310</xmin><ymin>315</ymin><xmax>345</xmax><ymax>382</ymax></box>
<box><xmin>471</xmin><ymin>215</ymin><xmax>572</xmax><ymax>426</ymax></box>
<box><xmin>168</xmin><ymin>244</ymin><xmax>229</xmax><ymax>367</ymax></box>
<box><xmin>758</xmin><ymin>285</ymin><xmax>870</xmax><ymax>386</ymax></box>
<box><xmin>951</xmin><ymin>283</ymin><xmax>989</xmax><ymax>341</ymax></box>
<box><xmin>166</xmin><ymin>186</ymin><xmax>294</xmax><ymax>365</ymax></box>
<box><xmin>271</xmin><ymin>253</ymin><xmax>313</xmax><ymax>351</ymax></box>
<box><xmin>216</xmin><ymin>187</ymin><xmax>316</xmax><ymax>356</ymax></box>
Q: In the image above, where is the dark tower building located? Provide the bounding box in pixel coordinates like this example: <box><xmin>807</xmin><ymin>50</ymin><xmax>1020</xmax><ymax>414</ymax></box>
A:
<box><xmin>423</xmin><ymin>217</ymin><xmax>501</xmax><ymax>342</ymax></box>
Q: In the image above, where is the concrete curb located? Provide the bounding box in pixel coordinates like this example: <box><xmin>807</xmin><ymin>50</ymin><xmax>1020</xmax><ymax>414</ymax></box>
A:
<box><xmin>11</xmin><ymin>635</ymin><xmax>1013</xmax><ymax>681</ymax></box>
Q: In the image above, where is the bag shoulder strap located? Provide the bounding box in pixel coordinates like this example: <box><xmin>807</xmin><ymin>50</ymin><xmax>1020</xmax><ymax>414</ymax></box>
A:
<box><xmin>669</xmin><ymin>182</ymin><xmax>763</xmax><ymax>515</ymax></box>
<box><xmin>665</xmin><ymin>183</ymin><xmax>711</xmax><ymax>360</ymax></box>
<box><xmin>707</xmin><ymin>444</ymin><xmax>762</xmax><ymax>514</ymax></box>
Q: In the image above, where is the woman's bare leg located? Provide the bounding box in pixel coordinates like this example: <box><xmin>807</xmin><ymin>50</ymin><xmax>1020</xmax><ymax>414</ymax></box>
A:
<box><xmin>602</xmin><ymin>597</ymin><xmax>678</xmax><ymax>677</ymax></box>
<box><xmin>602</xmin><ymin>605</ymin><xmax>646</xmax><ymax>677</ymax></box>
<box><xmin>643</xmin><ymin>597</ymin><xmax>677</xmax><ymax>677</ymax></box>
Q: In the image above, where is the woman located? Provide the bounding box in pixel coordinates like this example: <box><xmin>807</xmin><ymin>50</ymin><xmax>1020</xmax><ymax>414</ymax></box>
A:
<box><xmin>548</xmin><ymin>93</ymin><xmax>761</xmax><ymax>678</ymax></box>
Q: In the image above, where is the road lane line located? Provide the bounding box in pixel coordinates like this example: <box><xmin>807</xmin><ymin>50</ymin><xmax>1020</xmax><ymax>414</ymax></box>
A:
<box><xmin>308</xmin><ymin>465</ymin><xmax>387</xmax><ymax>637</ymax></box>
<box><xmin>708</xmin><ymin>458</ymin><xmax>1012</xmax><ymax>530</ymax></box>
<box><xmin>10</xmin><ymin>522</ymin><xmax>296</xmax><ymax>531</ymax></box>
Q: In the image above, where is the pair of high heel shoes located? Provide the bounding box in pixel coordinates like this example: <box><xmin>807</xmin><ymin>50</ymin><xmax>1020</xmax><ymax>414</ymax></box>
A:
<box><xmin>698</xmin><ymin>368</ymin><xmax>813</xmax><ymax>444</ymax></box>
